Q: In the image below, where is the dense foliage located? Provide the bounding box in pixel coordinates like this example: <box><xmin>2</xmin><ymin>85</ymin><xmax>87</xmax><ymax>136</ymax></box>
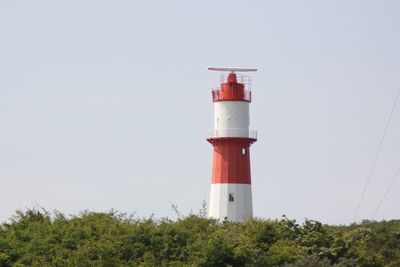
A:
<box><xmin>0</xmin><ymin>209</ymin><xmax>399</xmax><ymax>266</ymax></box>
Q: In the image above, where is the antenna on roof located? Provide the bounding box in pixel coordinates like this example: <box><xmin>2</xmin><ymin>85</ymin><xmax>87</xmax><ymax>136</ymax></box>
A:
<box><xmin>208</xmin><ymin>67</ymin><xmax>258</xmax><ymax>73</ymax></box>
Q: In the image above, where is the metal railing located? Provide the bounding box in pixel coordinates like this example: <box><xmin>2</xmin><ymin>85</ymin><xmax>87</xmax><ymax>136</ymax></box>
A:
<box><xmin>220</xmin><ymin>74</ymin><xmax>252</xmax><ymax>91</ymax></box>
<box><xmin>212</xmin><ymin>89</ymin><xmax>251</xmax><ymax>102</ymax></box>
<box><xmin>207</xmin><ymin>129</ymin><xmax>257</xmax><ymax>139</ymax></box>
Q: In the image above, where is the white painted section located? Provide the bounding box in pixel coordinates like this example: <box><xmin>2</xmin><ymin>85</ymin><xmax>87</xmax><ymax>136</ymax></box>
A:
<box><xmin>209</xmin><ymin>183</ymin><xmax>253</xmax><ymax>222</ymax></box>
<box><xmin>213</xmin><ymin>101</ymin><xmax>250</xmax><ymax>137</ymax></box>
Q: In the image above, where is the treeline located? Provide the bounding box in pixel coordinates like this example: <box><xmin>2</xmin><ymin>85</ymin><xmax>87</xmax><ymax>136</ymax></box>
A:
<box><xmin>0</xmin><ymin>209</ymin><xmax>399</xmax><ymax>266</ymax></box>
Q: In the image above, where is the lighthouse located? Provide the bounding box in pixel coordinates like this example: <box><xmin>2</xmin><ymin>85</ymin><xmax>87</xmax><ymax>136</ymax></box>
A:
<box><xmin>207</xmin><ymin>67</ymin><xmax>257</xmax><ymax>222</ymax></box>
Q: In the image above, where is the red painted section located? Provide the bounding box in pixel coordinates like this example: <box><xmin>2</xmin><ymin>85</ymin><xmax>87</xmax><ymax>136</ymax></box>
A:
<box><xmin>207</xmin><ymin>137</ymin><xmax>256</xmax><ymax>184</ymax></box>
<box><xmin>212</xmin><ymin>73</ymin><xmax>251</xmax><ymax>102</ymax></box>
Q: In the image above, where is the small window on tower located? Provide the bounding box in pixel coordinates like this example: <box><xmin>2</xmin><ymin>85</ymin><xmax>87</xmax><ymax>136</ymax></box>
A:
<box><xmin>242</xmin><ymin>148</ymin><xmax>246</xmax><ymax>155</ymax></box>
<box><xmin>229</xmin><ymin>193</ymin><xmax>234</xmax><ymax>202</ymax></box>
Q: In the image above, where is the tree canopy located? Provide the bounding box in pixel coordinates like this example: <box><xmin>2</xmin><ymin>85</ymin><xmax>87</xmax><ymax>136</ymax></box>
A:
<box><xmin>0</xmin><ymin>209</ymin><xmax>399</xmax><ymax>266</ymax></box>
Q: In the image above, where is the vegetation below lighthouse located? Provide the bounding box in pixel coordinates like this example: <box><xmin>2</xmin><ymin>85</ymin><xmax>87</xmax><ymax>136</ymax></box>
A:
<box><xmin>0</xmin><ymin>209</ymin><xmax>399</xmax><ymax>266</ymax></box>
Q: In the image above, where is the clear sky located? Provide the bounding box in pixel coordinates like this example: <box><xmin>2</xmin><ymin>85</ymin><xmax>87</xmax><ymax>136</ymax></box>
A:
<box><xmin>1</xmin><ymin>0</ymin><xmax>400</xmax><ymax>225</ymax></box>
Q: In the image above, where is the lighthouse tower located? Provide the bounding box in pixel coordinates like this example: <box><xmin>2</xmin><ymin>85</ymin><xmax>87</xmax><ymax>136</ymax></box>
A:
<box><xmin>207</xmin><ymin>67</ymin><xmax>257</xmax><ymax>222</ymax></box>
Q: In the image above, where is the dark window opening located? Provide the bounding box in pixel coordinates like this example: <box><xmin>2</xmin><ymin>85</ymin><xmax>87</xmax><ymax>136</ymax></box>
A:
<box><xmin>229</xmin><ymin>193</ymin><xmax>234</xmax><ymax>202</ymax></box>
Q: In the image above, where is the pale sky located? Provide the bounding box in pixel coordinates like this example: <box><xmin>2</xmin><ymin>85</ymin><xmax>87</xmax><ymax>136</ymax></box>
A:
<box><xmin>1</xmin><ymin>0</ymin><xmax>400</xmax><ymax>224</ymax></box>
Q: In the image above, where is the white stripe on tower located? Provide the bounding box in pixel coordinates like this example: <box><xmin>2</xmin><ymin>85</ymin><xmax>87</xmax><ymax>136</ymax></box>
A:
<box><xmin>209</xmin><ymin>184</ymin><xmax>253</xmax><ymax>222</ymax></box>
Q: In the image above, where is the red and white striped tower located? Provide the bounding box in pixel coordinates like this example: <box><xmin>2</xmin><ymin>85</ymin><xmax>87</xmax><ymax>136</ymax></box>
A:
<box><xmin>207</xmin><ymin>67</ymin><xmax>257</xmax><ymax>222</ymax></box>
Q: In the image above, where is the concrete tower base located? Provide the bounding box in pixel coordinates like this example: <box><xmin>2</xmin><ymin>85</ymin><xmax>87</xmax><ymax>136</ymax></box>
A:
<box><xmin>209</xmin><ymin>183</ymin><xmax>253</xmax><ymax>222</ymax></box>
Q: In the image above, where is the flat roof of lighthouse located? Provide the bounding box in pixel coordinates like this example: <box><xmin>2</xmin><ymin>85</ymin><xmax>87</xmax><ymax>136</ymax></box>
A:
<box><xmin>208</xmin><ymin>67</ymin><xmax>258</xmax><ymax>72</ymax></box>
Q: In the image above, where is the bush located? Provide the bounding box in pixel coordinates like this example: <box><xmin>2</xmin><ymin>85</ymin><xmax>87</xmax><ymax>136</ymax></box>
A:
<box><xmin>0</xmin><ymin>209</ymin><xmax>399</xmax><ymax>266</ymax></box>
